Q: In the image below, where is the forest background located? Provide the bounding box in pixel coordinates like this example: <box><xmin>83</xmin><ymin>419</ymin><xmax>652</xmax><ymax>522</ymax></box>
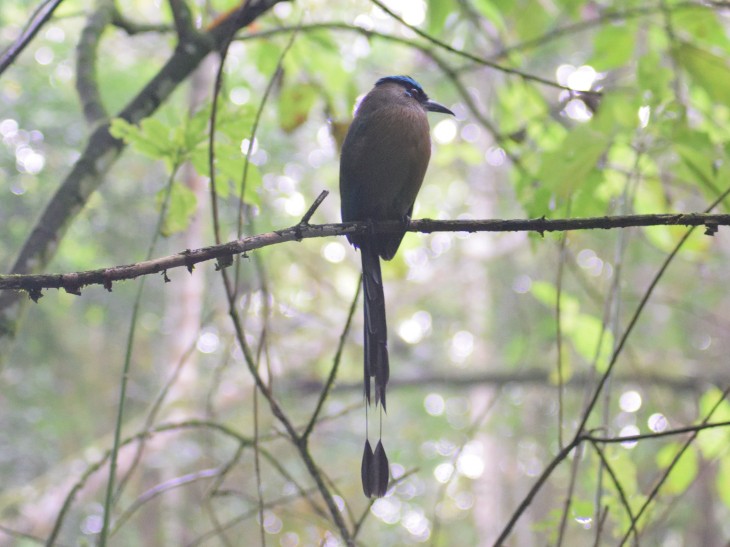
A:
<box><xmin>2</xmin><ymin>0</ymin><xmax>730</xmax><ymax>545</ymax></box>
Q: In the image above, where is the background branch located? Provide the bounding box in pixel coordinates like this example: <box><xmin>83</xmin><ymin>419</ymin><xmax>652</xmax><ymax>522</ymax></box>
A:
<box><xmin>0</xmin><ymin>0</ymin><xmax>66</xmax><ymax>76</ymax></box>
<box><xmin>75</xmin><ymin>0</ymin><xmax>113</xmax><ymax>125</ymax></box>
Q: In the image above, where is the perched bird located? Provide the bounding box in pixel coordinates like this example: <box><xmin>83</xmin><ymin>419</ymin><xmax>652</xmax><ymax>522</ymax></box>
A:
<box><xmin>339</xmin><ymin>75</ymin><xmax>454</xmax><ymax>497</ymax></box>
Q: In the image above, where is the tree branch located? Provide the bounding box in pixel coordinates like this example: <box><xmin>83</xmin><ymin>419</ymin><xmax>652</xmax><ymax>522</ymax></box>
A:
<box><xmin>0</xmin><ymin>0</ymin><xmax>66</xmax><ymax>77</ymax></box>
<box><xmin>0</xmin><ymin>212</ymin><xmax>726</xmax><ymax>296</ymax></box>
<box><xmin>370</xmin><ymin>0</ymin><xmax>600</xmax><ymax>95</ymax></box>
<box><xmin>294</xmin><ymin>369</ymin><xmax>723</xmax><ymax>396</ymax></box>
<box><xmin>0</xmin><ymin>0</ymin><xmax>285</xmax><ymax>337</ymax></box>
<box><xmin>75</xmin><ymin>0</ymin><xmax>114</xmax><ymax>125</ymax></box>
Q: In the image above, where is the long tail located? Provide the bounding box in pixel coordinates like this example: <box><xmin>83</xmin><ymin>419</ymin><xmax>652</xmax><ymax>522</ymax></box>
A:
<box><xmin>361</xmin><ymin>242</ymin><xmax>389</xmax><ymax>409</ymax></box>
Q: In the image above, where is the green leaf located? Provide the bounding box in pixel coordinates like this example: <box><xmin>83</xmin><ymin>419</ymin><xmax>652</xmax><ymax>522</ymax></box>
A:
<box><xmin>109</xmin><ymin>117</ymin><xmax>134</xmax><ymax>140</ymax></box>
<box><xmin>472</xmin><ymin>0</ymin><xmax>507</xmax><ymax>32</ymax></box>
<box><xmin>427</xmin><ymin>0</ymin><xmax>453</xmax><ymax>34</ymax></box>
<box><xmin>140</xmin><ymin>118</ymin><xmax>171</xmax><ymax>148</ymax></box>
<box><xmin>635</xmin><ymin>166</ymin><xmax>711</xmax><ymax>254</ymax></box>
<box><xmin>530</xmin><ymin>282</ymin><xmax>614</xmax><ymax>370</ymax></box>
<box><xmin>655</xmin><ymin>444</ymin><xmax>698</xmax><ymax>495</ymax></box>
<box><xmin>158</xmin><ymin>182</ymin><xmax>197</xmax><ymax>236</ymax></box>
<box><xmin>698</xmin><ymin>425</ymin><xmax>730</xmax><ymax>460</ymax></box>
<box><xmin>278</xmin><ymin>83</ymin><xmax>318</xmax><ymax>133</ymax></box>
<box><xmin>591</xmin><ymin>91</ymin><xmax>641</xmax><ymax>133</ymax></box>
<box><xmin>231</xmin><ymin>162</ymin><xmax>262</xmax><ymax>206</ymax></box>
<box><xmin>673</xmin><ymin>7</ymin><xmax>730</xmax><ymax>52</ymax></box>
<box><xmin>284</xmin><ymin>31</ymin><xmax>348</xmax><ymax>118</ymax></box>
<box><xmin>571</xmin><ymin>313</ymin><xmax>613</xmax><ymax>372</ymax></box>
<box><xmin>497</xmin><ymin>80</ymin><xmax>548</xmax><ymax>134</ymax></box>
<box><xmin>109</xmin><ymin>117</ymin><xmax>180</xmax><ymax>167</ymax></box>
<box><xmin>556</xmin><ymin>0</ymin><xmax>585</xmax><ymax>17</ymax></box>
<box><xmin>110</xmin><ymin>118</ymin><xmax>167</xmax><ymax>158</ymax></box>
<box><xmin>674</xmin><ymin>129</ymin><xmax>716</xmax><ymax>187</ymax></box>
<box><xmin>571</xmin><ymin>498</ymin><xmax>594</xmax><ymax>521</ymax></box>
<box><xmin>590</xmin><ymin>24</ymin><xmax>635</xmax><ymax>71</ymax></box>
<box><xmin>717</xmin><ymin>458</ymin><xmax>730</xmax><ymax>509</ymax></box>
<box><xmin>637</xmin><ymin>52</ymin><xmax>673</xmax><ymax>103</ymax></box>
<box><xmin>603</xmin><ymin>449</ymin><xmax>639</xmax><ymax>500</ymax></box>
<box><xmin>674</xmin><ymin>42</ymin><xmax>730</xmax><ymax>107</ymax></box>
<box><xmin>696</xmin><ymin>389</ymin><xmax>730</xmax><ymax>458</ymax></box>
<box><xmin>509</xmin><ymin>0</ymin><xmax>549</xmax><ymax>40</ymax></box>
<box><xmin>215</xmin><ymin>143</ymin><xmax>247</xmax><ymax>181</ymax></box>
<box><xmin>188</xmin><ymin>147</ymin><xmax>209</xmax><ymax>180</ymax></box>
<box><xmin>254</xmin><ymin>40</ymin><xmax>283</xmax><ymax>76</ymax></box>
<box><xmin>183</xmin><ymin>105</ymin><xmax>213</xmax><ymax>151</ymax></box>
<box><xmin>530</xmin><ymin>281</ymin><xmax>579</xmax><ymax>320</ymax></box>
<box><xmin>633</xmin><ymin>172</ymin><xmax>666</xmax><ymax>216</ymax></box>
<box><xmin>189</xmin><ymin>145</ymin><xmax>262</xmax><ymax>205</ymax></box>
<box><xmin>189</xmin><ymin>147</ymin><xmax>233</xmax><ymax>199</ymax></box>
<box><xmin>537</xmin><ymin>125</ymin><xmax>610</xmax><ymax>198</ymax></box>
<box><xmin>699</xmin><ymin>387</ymin><xmax>730</xmax><ymax>421</ymax></box>
<box><xmin>570</xmin><ymin>169</ymin><xmax>609</xmax><ymax>217</ymax></box>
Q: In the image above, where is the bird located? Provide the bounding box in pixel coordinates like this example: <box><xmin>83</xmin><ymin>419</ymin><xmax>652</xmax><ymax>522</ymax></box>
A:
<box><xmin>339</xmin><ymin>75</ymin><xmax>454</xmax><ymax>497</ymax></box>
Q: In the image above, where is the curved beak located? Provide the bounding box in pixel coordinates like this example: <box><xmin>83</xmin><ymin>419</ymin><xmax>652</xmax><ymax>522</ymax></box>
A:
<box><xmin>424</xmin><ymin>100</ymin><xmax>455</xmax><ymax>116</ymax></box>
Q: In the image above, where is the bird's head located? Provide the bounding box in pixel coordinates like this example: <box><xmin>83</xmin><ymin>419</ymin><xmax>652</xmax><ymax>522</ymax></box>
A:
<box><xmin>375</xmin><ymin>75</ymin><xmax>455</xmax><ymax>116</ymax></box>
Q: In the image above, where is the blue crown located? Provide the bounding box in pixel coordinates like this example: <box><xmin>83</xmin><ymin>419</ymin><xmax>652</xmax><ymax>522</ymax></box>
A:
<box><xmin>375</xmin><ymin>75</ymin><xmax>424</xmax><ymax>92</ymax></box>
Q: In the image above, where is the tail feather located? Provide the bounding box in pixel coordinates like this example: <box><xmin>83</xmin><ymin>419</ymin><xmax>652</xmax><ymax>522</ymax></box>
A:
<box><xmin>361</xmin><ymin>243</ymin><xmax>389</xmax><ymax>409</ymax></box>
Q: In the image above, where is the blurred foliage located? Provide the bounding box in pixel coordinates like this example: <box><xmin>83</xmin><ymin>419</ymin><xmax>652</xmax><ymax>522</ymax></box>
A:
<box><xmin>2</xmin><ymin>0</ymin><xmax>730</xmax><ymax>545</ymax></box>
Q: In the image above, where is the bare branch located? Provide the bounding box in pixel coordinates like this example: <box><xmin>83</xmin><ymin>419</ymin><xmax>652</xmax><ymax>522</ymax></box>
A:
<box><xmin>168</xmin><ymin>0</ymin><xmax>195</xmax><ymax>39</ymax></box>
<box><xmin>75</xmin><ymin>0</ymin><xmax>114</xmax><ymax>124</ymax></box>
<box><xmin>0</xmin><ymin>0</ymin><xmax>66</xmax><ymax>76</ymax></box>
<box><xmin>1</xmin><ymin>212</ymin><xmax>727</xmax><ymax>295</ymax></box>
<box><xmin>298</xmin><ymin>190</ymin><xmax>330</xmax><ymax>226</ymax></box>
<box><xmin>584</xmin><ymin>419</ymin><xmax>730</xmax><ymax>445</ymax></box>
<box><xmin>111</xmin><ymin>7</ymin><xmax>173</xmax><ymax>34</ymax></box>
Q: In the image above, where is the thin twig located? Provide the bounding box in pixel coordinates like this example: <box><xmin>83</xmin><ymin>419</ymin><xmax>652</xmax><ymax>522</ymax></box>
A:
<box><xmin>370</xmin><ymin>0</ymin><xmax>600</xmax><ymax>95</ymax></box>
<box><xmin>299</xmin><ymin>190</ymin><xmax>330</xmax><ymax>226</ymax></box>
<box><xmin>618</xmin><ymin>387</ymin><xmax>730</xmax><ymax>543</ymax></box>
<box><xmin>555</xmin><ymin>203</ymin><xmax>571</xmax><ymax>451</ymax></box>
<box><xmin>220</xmin><ymin>284</ymin><xmax>354</xmax><ymax>543</ymax></box>
<box><xmin>48</xmin><ymin>420</ymin><xmax>255</xmax><ymax>547</ymax></box>
<box><xmin>590</xmin><ymin>442</ymin><xmax>637</xmax><ymax>544</ymax></box>
<box><xmin>584</xmin><ymin>419</ymin><xmax>730</xmax><ymax>445</ymax></box>
<box><xmin>0</xmin><ymin>0</ymin><xmax>66</xmax><ymax>76</ymax></box>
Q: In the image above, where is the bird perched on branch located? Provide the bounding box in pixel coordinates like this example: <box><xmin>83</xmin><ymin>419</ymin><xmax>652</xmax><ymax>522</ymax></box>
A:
<box><xmin>339</xmin><ymin>75</ymin><xmax>454</xmax><ymax>497</ymax></box>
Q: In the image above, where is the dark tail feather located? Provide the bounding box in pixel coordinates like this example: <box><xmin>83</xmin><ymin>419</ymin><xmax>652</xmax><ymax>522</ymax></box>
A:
<box><xmin>372</xmin><ymin>440</ymin><xmax>390</xmax><ymax>497</ymax></box>
<box><xmin>361</xmin><ymin>243</ymin><xmax>389</xmax><ymax>409</ymax></box>
<box><xmin>361</xmin><ymin>439</ymin><xmax>374</xmax><ymax>498</ymax></box>
<box><xmin>361</xmin><ymin>439</ymin><xmax>390</xmax><ymax>498</ymax></box>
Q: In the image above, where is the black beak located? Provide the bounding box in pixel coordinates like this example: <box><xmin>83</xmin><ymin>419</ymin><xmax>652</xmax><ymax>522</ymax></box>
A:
<box><xmin>424</xmin><ymin>100</ymin><xmax>455</xmax><ymax>116</ymax></box>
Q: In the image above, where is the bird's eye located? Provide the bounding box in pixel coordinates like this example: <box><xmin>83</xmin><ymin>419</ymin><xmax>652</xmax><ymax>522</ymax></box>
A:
<box><xmin>406</xmin><ymin>87</ymin><xmax>420</xmax><ymax>99</ymax></box>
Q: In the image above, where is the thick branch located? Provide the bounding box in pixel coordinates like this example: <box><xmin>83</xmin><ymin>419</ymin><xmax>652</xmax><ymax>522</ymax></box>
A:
<box><xmin>76</xmin><ymin>0</ymin><xmax>114</xmax><ymax>124</ymax></box>
<box><xmin>0</xmin><ymin>212</ymin><xmax>727</xmax><ymax>295</ymax></box>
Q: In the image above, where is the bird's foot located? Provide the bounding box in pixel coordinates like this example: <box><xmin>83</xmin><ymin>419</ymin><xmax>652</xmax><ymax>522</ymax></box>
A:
<box><xmin>399</xmin><ymin>214</ymin><xmax>412</xmax><ymax>231</ymax></box>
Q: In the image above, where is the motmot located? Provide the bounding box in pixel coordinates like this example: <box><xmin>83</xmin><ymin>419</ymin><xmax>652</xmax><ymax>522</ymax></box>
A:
<box><xmin>339</xmin><ymin>75</ymin><xmax>454</xmax><ymax>497</ymax></box>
